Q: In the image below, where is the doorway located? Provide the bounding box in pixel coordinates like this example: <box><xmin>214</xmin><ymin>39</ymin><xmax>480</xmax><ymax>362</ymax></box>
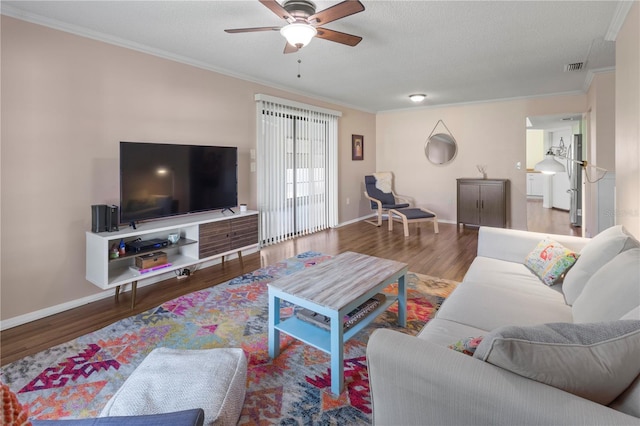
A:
<box><xmin>525</xmin><ymin>114</ymin><xmax>583</xmax><ymax>236</ymax></box>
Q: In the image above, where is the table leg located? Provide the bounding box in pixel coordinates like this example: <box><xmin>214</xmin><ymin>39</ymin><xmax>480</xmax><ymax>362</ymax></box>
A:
<box><xmin>115</xmin><ymin>285</ymin><xmax>121</xmax><ymax>301</ymax></box>
<box><xmin>330</xmin><ymin>310</ymin><xmax>344</xmax><ymax>395</ymax></box>
<box><xmin>398</xmin><ymin>274</ymin><xmax>407</xmax><ymax>327</ymax></box>
<box><xmin>268</xmin><ymin>291</ymin><xmax>281</xmax><ymax>359</ymax></box>
<box><xmin>237</xmin><ymin>251</ymin><xmax>244</xmax><ymax>270</ymax></box>
<box><xmin>131</xmin><ymin>281</ymin><xmax>138</xmax><ymax>310</ymax></box>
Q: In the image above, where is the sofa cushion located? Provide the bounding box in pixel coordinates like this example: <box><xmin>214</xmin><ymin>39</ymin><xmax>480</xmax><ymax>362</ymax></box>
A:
<box><xmin>473</xmin><ymin>320</ymin><xmax>640</xmax><ymax>405</ymax></box>
<box><xmin>609</xmin><ymin>374</ymin><xmax>640</xmax><ymax>418</ymax></box>
<box><xmin>572</xmin><ymin>249</ymin><xmax>640</xmax><ymax>323</ymax></box>
<box><xmin>417</xmin><ymin>318</ymin><xmax>488</xmax><ymax>347</ymax></box>
<box><xmin>563</xmin><ymin>225</ymin><xmax>640</xmax><ymax>305</ymax></box>
<box><xmin>524</xmin><ymin>238</ymin><xmax>579</xmax><ymax>286</ymax></box>
<box><xmin>622</xmin><ymin>306</ymin><xmax>640</xmax><ymax>320</ymax></box>
<box><xmin>439</xmin><ymin>257</ymin><xmax>572</xmax><ymax>331</ymax></box>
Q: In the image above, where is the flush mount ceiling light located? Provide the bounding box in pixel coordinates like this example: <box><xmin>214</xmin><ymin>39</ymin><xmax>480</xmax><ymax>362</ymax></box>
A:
<box><xmin>280</xmin><ymin>23</ymin><xmax>317</xmax><ymax>48</ymax></box>
<box><xmin>409</xmin><ymin>94</ymin><xmax>427</xmax><ymax>103</ymax></box>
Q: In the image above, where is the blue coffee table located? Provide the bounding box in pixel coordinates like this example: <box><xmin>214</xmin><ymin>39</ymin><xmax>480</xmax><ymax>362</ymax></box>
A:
<box><xmin>267</xmin><ymin>251</ymin><xmax>408</xmax><ymax>394</ymax></box>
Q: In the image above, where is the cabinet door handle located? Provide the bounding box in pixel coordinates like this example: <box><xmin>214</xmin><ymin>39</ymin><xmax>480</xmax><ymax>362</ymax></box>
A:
<box><xmin>476</xmin><ymin>200</ymin><xmax>479</xmax><ymax>208</ymax></box>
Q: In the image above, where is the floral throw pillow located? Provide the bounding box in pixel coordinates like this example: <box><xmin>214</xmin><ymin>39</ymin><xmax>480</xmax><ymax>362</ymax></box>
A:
<box><xmin>524</xmin><ymin>238</ymin><xmax>579</xmax><ymax>286</ymax></box>
<box><xmin>448</xmin><ymin>336</ymin><xmax>484</xmax><ymax>356</ymax></box>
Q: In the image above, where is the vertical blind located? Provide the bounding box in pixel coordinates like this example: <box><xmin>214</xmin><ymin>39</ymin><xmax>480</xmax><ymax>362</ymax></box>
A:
<box><xmin>255</xmin><ymin>95</ymin><xmax>340</xmax><ymax>246</ymax></box>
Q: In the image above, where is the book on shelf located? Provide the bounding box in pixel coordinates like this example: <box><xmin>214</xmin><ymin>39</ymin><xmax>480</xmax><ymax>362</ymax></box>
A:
<box><xmin>129</xmin><ymin>262</ymin><xmax>172</xmax><ymax>274</ymax></box>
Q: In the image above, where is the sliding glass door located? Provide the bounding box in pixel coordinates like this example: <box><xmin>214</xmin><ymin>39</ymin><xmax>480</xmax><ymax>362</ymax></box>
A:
<box><xmin>256</xmin><ymin>95</ymin><xmax>339</xmax><ymax>246</ymax></box>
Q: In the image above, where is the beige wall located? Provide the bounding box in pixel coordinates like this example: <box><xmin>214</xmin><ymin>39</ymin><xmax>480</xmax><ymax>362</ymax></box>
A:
<box><xmin>615</xmin><ymin>2</ymin><xmax>640</xmax><ymax>237</ymax></box>
<box><xmin>375</xmin><ymin>95</ymin><xmax>587</xmax><ymax>229</ymax></box>
<box><xmin>0</xmin><ymin>17</ymin><xmax>375</xmax><ymax>322</ymax></box>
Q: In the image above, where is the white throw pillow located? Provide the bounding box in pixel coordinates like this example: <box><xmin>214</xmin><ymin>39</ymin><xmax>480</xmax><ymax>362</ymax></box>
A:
<box><xmin>572</xmin><ymin>249</ymin><xmax>640</xmax><ymax>323</ymax></box>
<box><xmin>473</xmin><ymin>321</ymin><xmax>640</xmax><ymax>405</ymax></box>
<box><xmin>563</xmin><ymin>225</ymin><xmax>639</xmax><ymax>305</ymax></box>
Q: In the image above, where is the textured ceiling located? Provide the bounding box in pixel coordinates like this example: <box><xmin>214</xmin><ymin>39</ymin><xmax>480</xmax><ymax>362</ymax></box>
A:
<box><xmin>1</xmin><ymin>1</ymin><xmax>625</xmax><ymax>112</ymax></box>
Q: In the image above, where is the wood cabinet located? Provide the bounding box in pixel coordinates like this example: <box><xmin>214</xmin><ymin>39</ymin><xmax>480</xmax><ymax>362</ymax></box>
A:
<box><xmin>199</xmin><ymin>215</ymin><xmax>259</xmax><ymax>258</ymax></box>
<box><xmin>457</xmin><ymin>179</ymin><xmax>509</xmax><ymax>228</ymax></box>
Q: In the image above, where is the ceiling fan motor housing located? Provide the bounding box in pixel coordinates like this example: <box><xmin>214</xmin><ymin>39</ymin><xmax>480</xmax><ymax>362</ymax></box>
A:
<box><xmin>283</xmin><ymin>0</ymin><xmax>316</xmax><ymax>21</ymax></box>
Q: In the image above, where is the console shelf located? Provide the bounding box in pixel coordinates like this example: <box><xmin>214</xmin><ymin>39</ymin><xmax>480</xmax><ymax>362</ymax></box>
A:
<box><xmin>107</xmin><ymin>238</ymin><xmax>197</xmax><ymax>263</ymax></box>
<box><xmin>86</xmin><ymin>210</ymin><xmax>259</xmax><ymax>307</ymax></box>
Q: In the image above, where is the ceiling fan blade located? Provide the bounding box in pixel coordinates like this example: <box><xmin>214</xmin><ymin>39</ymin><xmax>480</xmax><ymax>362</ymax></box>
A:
<box><xmin>225</xmin><ymin>26</ymin><xmax>281</xmax><ymax>33</ymax></box>
<box><xmin>284</xmin><ymin>42</ymin><xmax>299</xmax><ymax>54</ymax></box>
<box><xmin>309</xmin><ymin>0</ymin><xmax>364</xmax><ymax>26</ymax></box>
<box><xmin>315</xmin><ymin>27</ymin><xmax>362</xmax><ymax>46</ymax></box>
<box><xmin>259</xmin><ymin>0</ymin><xmax>293</xmax><ymax>21</ymax></box>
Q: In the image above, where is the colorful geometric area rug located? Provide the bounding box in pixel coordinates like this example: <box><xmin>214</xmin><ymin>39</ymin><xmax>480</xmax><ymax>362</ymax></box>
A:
<box><xmin>1</xmin><ymin>251</ymin><xmax>459</xmax><ymax>425</ymax></box>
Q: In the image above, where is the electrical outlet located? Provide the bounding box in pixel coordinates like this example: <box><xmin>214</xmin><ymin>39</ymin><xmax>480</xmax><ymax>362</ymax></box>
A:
<box><xmin>250</xmin><ymin>162</ymin><xmax>256</xmax><ymax>172</ymax></box>
<box><xmin>346</xmin><ymin>197</ymin><xmax>350</xmax><ymax>205</ymax></box>
<box><xmin>250</xmin><ymin>149</ymin><xmax>256</xmax><ymax>160</ymax></box>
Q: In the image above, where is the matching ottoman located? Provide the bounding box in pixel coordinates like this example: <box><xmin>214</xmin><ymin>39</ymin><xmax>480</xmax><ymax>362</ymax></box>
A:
<box><xmin>100</xmin><ymin>348</ymin><xmax>247</xmax><ymax>426</ymax></box>
<box><xmin>388</xmin><ymin>207</ymin><xmax>439</xmax><ymax>237</ymax></box>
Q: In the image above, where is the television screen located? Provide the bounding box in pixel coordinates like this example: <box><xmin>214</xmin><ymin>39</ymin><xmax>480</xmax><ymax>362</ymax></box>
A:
<box><xmin>120</xmin><ymin>142</ymin><xmax>238</xmax><ymax>224</ymax></box>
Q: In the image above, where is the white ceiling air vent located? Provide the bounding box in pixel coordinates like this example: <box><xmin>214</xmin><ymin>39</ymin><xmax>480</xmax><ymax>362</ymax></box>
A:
<box><xmin>564</xmin><ymin>62</ymin><xmax>585</xmax><ymax>72</ymax></box>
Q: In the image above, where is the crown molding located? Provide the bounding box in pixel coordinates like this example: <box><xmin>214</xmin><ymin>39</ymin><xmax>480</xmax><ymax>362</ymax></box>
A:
<box><xmin>0</xmin><ymin>5</ymin><xmax>375</xmax><ymax>115</ymax></box>
<box><xmin>605</xmin><ymin>1</ymin><xmax>634</xmax><ymax>41</ymax></box>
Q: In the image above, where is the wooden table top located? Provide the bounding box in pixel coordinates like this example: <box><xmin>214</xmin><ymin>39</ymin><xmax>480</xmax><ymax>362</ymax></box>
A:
<box><xmin>268</xmin><ymin>251</ymin><xmax>408</xmax><ymax>310</ymax></box>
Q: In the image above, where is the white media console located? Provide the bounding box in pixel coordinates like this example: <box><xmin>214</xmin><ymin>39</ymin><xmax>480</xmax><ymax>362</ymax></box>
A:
<box><xmin>86</xmin><ymin>210</ymin><xmax>259</xmax><ymax>308</ymax></box>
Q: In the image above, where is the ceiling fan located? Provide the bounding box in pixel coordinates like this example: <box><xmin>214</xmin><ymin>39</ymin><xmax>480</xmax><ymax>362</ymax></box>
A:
<box><xmin>225</xmin><ymin>0</ymin><xmax>365</xmax><ymax>54</ymax></box>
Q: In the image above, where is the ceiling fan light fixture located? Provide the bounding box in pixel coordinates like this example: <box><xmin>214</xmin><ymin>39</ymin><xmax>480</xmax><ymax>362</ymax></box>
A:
<box><xmin>409</xmin><ymin>94</ymin><xmax>427</xmax><ymax>103</ymax></box>
<box><xmin>280</xmin><ymin>23</ymin><xmax>317</xmax><ymax>48</ymax></box>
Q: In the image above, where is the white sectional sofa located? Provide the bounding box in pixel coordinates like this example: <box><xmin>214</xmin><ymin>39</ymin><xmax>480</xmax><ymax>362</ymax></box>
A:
<box><xmin>367</xmin><ymin>225</ymin><xmax>640</xmax><ymax>426</ymax></box>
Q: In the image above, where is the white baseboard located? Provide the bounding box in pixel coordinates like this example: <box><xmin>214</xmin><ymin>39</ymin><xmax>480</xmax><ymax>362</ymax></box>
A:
<box><xmin>0</xmin><ymin>248</ymin><xmax>257</xmax><ymax>331</ymax></box>
<box><xmin>335</xmin><ymin>213</ymin><xmax>376</xmax><ymax>227</ymax></box>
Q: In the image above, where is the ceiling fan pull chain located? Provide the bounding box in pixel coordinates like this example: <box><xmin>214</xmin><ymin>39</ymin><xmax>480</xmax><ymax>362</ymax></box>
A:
<box><xmin>297</xmin><ymin>59</ymin><xmax>302</xmax><ymax>79</ymax></box>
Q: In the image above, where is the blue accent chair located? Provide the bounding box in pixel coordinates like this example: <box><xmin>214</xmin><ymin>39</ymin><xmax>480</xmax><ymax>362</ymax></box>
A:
<box><xmin>363</xmin><ymin>175</ymin><xmax>411</xmax><ymax>226</ymax></box>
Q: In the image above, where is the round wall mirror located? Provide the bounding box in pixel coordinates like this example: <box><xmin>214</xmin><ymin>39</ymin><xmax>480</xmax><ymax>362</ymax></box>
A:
<box><xmin>425</xmin><ymin>133</ymin><xmax>457</xmax><ymax>165</ymax></box>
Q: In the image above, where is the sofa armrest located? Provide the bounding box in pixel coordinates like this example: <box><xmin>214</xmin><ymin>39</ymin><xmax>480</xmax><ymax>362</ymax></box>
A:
<box><xmin>367</xmin><ymin>330</ymin><xmax>639</xmax><ymax>426</ymax></box>
<box><xmin>477</xmin><ymin>226</ymin><xmax>590</xmax><ymax>263</ymax></box>
<box><xmin>31</xmin><ymin>409</ymin><xmax>205</xmax><ymax>426</ymax></box>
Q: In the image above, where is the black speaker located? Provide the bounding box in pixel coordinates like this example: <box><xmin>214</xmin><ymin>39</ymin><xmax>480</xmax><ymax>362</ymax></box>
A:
<box><xmin>107</xmin><ymin>205</ymin><xmax>119</xmax><ymax>232</ymax></box>
<box><xmin>92</xmin><ymin>204</ymin><xmax>119</xmax><ymax>233</ymax></box>
<box><xmin>91</xmin><ymin>205</ymin><xmax>108</xmax><ymax>233</ymax></box>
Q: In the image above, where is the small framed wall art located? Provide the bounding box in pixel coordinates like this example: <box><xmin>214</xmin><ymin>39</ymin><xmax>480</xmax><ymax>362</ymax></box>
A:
<box><xmin>352</xmin><ymin>134</ymin><xmax>364</xmax><ymax>161</ymax></box>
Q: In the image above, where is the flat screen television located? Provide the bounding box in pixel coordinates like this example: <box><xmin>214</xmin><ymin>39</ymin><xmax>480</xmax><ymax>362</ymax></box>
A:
<box><xmin>120</xmin><ymin>142</ymin><xmax>238</xmax><ymax>224</ymax></box>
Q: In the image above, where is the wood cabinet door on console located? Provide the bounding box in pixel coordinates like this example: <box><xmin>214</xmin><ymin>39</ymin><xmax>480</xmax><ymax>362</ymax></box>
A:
<box><xmin>230</xmin><ymin>215</ymin><xmax>259</xmax><ymax>250</ymax></box>
<box><xmin>199</xmin><ymin>221</ymin><xmax>231</xmax><ymax>258</ymax></box>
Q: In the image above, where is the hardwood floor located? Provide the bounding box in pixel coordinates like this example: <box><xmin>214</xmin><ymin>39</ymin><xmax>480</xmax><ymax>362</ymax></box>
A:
<box><xmin>0</xmin><ymin>220</ymin><xmax>478</xmax><ymax>366</ymax></box>
<box><xmin>527</xmin><ymin>198</ymin><xmax>582</xmax><ymax>236</ymax></box>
